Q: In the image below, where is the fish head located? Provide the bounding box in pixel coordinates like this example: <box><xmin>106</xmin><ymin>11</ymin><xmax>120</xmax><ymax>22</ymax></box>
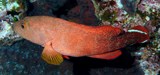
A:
<box><xmin>13</xmin><ymin>16</ymin><xmax>47</xmax><ymax>45</ymax></box>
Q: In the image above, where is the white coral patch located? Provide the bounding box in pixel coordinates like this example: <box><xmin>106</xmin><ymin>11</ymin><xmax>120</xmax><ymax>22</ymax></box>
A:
<box><xmin>6</xmin><ymin>1</ymin><xmax>20</xmax><ymax>11</ymax></box>
<box><xmin>115</xmin><ymin>0</ymin><xmax>123</xmax><ymax>8</ymax></box>
<box><xmin>0</xmin><ymin>21</ymin><xmax>13</xmax><ymax>39</ymax></box>
<box><xmin>0</xmin><ymin>9</ymin><xmax>7</xmax><ymax>18</ymax></box>
<box><xmin>145</xmin><ymin>16</ymin><xmax>150</xmax><ymax>21</ymax></box>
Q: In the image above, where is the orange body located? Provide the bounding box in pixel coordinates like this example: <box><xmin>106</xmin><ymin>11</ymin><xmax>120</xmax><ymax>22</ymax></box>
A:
<box><xmin>13</xmin><ymin>16</ymin><xmax>149</xmax><ymax>64</ymax></box>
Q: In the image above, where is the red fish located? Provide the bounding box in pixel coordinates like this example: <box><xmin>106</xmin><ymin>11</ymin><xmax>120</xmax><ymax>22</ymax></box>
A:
<box><xmin>13</xmin><ymin>16</ymin><xmax>149</xmax><ymax>65</ymax></box>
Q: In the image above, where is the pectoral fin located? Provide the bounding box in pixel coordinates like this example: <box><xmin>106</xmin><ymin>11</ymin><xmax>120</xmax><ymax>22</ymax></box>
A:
<box><xmin>89</xmin><ymin>50</ymin><xmax>122</xmax><ymax>60</ymax></box>
<box><xmin>41</xmin><ymin>42</ymin><xmax>63</xmax><ymax>65</ymax></box>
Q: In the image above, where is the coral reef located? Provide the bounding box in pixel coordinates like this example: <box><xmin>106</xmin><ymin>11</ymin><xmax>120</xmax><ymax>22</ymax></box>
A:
<box><xmin>0</xmin><ymin>0</ymin><xmax>159</xmax><ymax>75</ymax></box>
<box><xmin>91</xmin><ymin>0</ymin><xmax>160</xmax><ymax>75</ymax></box>
<box><xmin>0</xmin><ymin>0</ymin><xmax>26</xmax><ymax>45</ymax></box>
<box><xmin>137</xmin><ymin>0</ymin><xmax>160</xmax><ymax>14</ymax></box>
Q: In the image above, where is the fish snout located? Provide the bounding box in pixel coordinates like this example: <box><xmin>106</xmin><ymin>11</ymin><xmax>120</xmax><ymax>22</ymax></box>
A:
<box><xmin>12</xmin><ymin>21</ymin><xmax>23</xmax><ymax>36</ymax></box>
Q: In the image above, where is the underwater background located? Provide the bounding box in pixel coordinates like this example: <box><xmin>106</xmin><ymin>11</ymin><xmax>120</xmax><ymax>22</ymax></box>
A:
<box><xmin>0</xmin><ymin>0</ymin><xmax>160</xmax><ymax>75</ymax></box>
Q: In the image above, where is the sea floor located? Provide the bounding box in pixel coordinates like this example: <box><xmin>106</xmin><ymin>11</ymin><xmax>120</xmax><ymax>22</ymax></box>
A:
<box><xmin>0</xmin><ymin>40</ymin><xmax>144</xmax><ymax>75</ymax></box>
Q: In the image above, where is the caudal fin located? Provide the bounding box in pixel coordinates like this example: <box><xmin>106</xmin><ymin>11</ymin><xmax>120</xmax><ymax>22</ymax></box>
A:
<box><xmin>128</xmin><ymin>25</ymin><xmax>150</xmax><ymax>43</ymax></box>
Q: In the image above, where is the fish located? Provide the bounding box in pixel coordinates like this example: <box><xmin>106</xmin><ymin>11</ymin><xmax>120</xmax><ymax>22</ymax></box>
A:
<box><xmin>13</xmin><ymin>16</ymin><xmax>149</xmax><ymax>65</ymax></box>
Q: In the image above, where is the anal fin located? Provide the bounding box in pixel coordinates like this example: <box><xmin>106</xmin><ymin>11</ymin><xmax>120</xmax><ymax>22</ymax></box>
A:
<box><xmin>41</xmin><ymin>42</ymin><xmax>63</xmax><ymax>65</ymax></box>
<box><xmin>89</xmin><ymin>50</ymin><xmax>122</xmax><ymax>60</ymax></box>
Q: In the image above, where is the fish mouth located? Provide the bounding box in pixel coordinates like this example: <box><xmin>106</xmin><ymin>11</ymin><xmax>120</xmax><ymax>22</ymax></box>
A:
<box><xmin>12</xmin><ymin>22</ymin><xmax>24</xmax><ymax>41</ymax></box>
<box><xmin>12</xmin><ymin>24</ymin><xmax>23</xmax><ymax>39</ymax></box>
<box><xmin>13</xmin><ymin>22</ymin><xmax>21</xmax><ymax>35</ymax></box>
